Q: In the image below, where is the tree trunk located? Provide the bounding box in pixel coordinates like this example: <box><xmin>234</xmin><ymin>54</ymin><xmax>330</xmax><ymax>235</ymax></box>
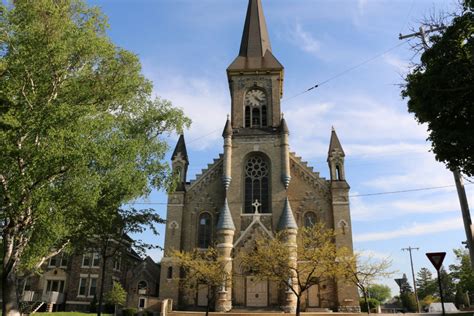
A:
<box><xmin>205</xmin><ymin>285</ymin><xmax>210</xmax><ymax>316</ymax></box>
<box><xmin>97</xmin><ymin>250</ymin><xmax>109</xmax><ymax>316</ymax></box>
<box><xmin>364</xmin><ymin>292</ymin><xmax>370</xmax><ymax>315</ymax></box>
<box><xmin>2</xmin><ymin>268</ymin><xmax>21</xmax><ymax>316</ymax></box>
<box><xmin>296</xmin><ymin>295</ymin><xmax>301</xmax><ymax>316</ymax></box>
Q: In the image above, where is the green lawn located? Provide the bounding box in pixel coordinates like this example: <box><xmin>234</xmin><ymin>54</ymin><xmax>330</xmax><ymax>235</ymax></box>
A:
<box><xmin>36</xmin><ymin>313</ymin><xmax>112</xmax><ymax>316</ymax></box>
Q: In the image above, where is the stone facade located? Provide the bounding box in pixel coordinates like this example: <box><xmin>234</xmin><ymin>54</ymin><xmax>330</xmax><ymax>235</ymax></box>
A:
<box><xmin>159</xmin><ymin>0</ymin><xmax>359</xmax><ymax>312</ymax></box>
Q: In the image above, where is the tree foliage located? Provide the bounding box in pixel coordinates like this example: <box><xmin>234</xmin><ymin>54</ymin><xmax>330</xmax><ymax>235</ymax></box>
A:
<box><xmin>239</xmin><ymin>224</ymin><xmax>350</xmax><ymax>316</ymax></box>
<box><xmin>0</xmin><ymin>1</ymin><xmax>189</xmax><ymax>315</ymax></box>
<box><xmin>402</xmin><ymin>1</ymin><xmax>474</xmax><ymax>176</ymax></box>
<box><xmin>416</xmin><ymin>267</ymin><xmax>437</xmax><ymax>300</ymax></box>
<box><xmin>367</xmin><ymin>284</ymin><xmax>391</xmax><ymax>304</ymax></box>
<box><xmin>339</xmin><ymin>254</ymin><xmax>394</xmax><ymax>314</ymax></box>
<box><xmin>172</xmin><ymin>247</ymin><xmax>226</xmax><ymax>316</ymax></box>
<box><xmin>104</xmin><ymin>282</ymin><xmax>127</xmax><ymax>309</ymax></box>
<box><xmin>450</xmin><ymin>248</ymin><xmax>474</xmax><ymax>296</ymax></box>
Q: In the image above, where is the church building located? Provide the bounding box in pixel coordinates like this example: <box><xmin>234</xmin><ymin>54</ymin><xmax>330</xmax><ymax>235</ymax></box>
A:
<box><xmin>159</xmin><ymin>0</ymin><xmax>359</xmax><ymax>312</ymax></box>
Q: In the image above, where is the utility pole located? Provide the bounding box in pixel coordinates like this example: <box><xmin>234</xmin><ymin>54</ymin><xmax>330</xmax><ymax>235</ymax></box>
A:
<box><xmin>399</xmin><ymin>26</ymin><xmax>474</xmax><ymax>269</ymax></box>
<box><xmin>453</xmin><ymin>170</ymin><xmax>474</xmax><ymax>268</ymax></box>
<box><xmin>402</xmin><ymin>246</ymin><xmax>420</xmax><ymax>313</ymax></box>
<box><xmin>399</xmin><ymin>25</ymin><xmax>446</xmax><ymax>49</ymax></box>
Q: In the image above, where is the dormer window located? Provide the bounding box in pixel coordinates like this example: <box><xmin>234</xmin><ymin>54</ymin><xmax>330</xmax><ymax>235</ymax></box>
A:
<box><xmin>244</xmin><ymin>88</ymin><xmax>267</xmax><ymax>128</ymax></box>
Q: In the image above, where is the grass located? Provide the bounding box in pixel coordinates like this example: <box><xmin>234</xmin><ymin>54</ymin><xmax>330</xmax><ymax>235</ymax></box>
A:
<box><xmin>36</xmin><ymin>313</ymin><xmax>112</xmax><ymax>316</ymax></box>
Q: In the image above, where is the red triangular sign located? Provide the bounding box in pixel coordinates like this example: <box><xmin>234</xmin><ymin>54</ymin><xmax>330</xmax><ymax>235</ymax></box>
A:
<box><xmin>426</xmin><ymin>252</ymin><xmax>446</xmax><ymax>271</ymax></box>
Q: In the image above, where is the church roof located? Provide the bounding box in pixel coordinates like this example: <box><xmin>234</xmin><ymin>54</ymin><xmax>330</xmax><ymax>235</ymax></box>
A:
<box><xmin>328</xmin><ymin>127</ymin><xmax>345</xmax><ymax>157</ymax></box>
<box><xmin>277</xmin><ymin>197</ymin><xmax>298</xmax><ymax>230</ymax></box>
<box><xmin>171</xmin><ymin>134</ymin><xmax>188</xmax><ymax>162</ymax></box>
<box><xmin>227</xmin><ymin>0</ymin><xmax>283</xmax><ymax>72</ymax></box>
<box><xmin>217</xmin><ymin>198</ymin><xmax>235</xmax><ymax>231</ymax></box>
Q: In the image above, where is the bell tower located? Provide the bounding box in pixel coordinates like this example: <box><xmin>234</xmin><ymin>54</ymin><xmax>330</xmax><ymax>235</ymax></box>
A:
<box><xmin>227</xmin><ymin>0</ymin><xmax>284</xmax><ymax>130</ymax></box>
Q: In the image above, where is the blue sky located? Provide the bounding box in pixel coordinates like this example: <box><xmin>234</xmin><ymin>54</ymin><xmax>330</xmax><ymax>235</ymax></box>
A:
<box><xmin>87</xmin><ymin>0</ymin><xmax>473</xmax><ymax>296</ymax></box>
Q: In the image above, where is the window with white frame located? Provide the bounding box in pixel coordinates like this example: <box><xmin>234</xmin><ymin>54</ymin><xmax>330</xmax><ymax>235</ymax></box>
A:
<box><xmin>92</xmin><ymin>253</ymin><xmax>100</xmax><ymax>267</ymax></box>
<box><xmin>88</xmin><ymin>277</ymin><xmax>98</xmax><ymax>297</ymax></box>
<box><xmin>60</xmin><ymin>254</ymin><xmax>69</xmax><ymax>268</ymax></box>
<box><xmin>113</xmin><ymin>256</ymin><xmax>121</xmax><ymax>271</ymax></box>
<box><xmin>48</xmin><ymin>256</ymin><xmax>58</xmax><ymax>268</ymax></box>
<box><xmin>82</xmin><ymin>254</ymin><xmax>91</xmax><ymax>267</ymax></box>
<box><xmin>78</xmin><ymin>277</ymin><xmax>87</xmax><ymax>297</ymax></box>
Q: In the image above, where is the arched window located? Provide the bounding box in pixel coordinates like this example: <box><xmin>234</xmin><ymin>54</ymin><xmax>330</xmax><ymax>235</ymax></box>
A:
<box><xmin>167</xmin><ymin>267</ymin><xmax>173</xmax><ymax>279</ymax></box>
<box><xmin>244</xmin><ymin>89</ymin><xmax>267</xmax><ymax>128</ymax></box>
<box><xmin>336</xmin><ymin>165</ymin><xmax>342</xmax><ymax>180</ymax></box>
<box><xmin>304</xmin><ymin>212</ymin><xmax>317</xmax><ymax>228</ymax></box>
<box><xmin>198</xmin><ymin>213</ymin><xmax>212</xmax><ymax>248</ymax></box>
<box><xmin>244</xmin><ymin>155</ymin><xmax>269</xmax><ymax>213</ymax></box>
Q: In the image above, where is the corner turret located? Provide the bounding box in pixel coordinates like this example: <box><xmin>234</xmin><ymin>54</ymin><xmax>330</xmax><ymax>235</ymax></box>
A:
<box><xmin>171</xmin><ymin>134</ymin><xmax>189</xmax><ymax>190</ymax></box>
<box><xmin>327</xmin><ymin>127</ymin><xmax>346</xmax><ymax>181</ymax></box>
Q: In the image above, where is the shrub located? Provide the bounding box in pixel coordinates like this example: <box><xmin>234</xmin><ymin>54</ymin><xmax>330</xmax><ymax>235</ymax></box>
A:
<box><xmin>360</xmin><ymin>298</ymin><xmax>380</xmax><ymax>312</ymax></box>
<box><xmin>123</xmin><ymin>308</ymin><xmax>138</xmax><ymax>316</ymax></box>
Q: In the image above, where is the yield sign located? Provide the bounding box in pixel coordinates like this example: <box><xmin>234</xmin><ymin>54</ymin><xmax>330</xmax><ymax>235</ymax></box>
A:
<box><xmin>426</xmin><ymin>252</ymin><xmax>446</xmax><ymax>271</ymax></box>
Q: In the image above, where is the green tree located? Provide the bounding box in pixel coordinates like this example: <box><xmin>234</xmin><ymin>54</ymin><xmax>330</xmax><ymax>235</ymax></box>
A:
<box><xmin>340</xmin><ymin>254</ymin><xmax>394</xmax><ymax>314</ymax></box>
<box><xmin>402</xmin><ymin>0</ymin><xmax>474</xmax><ymax>176</ymax></box>
<box><xmin>172</xmin><ymin>247</ymin><xmax>227</xmax><ymax>316</ymax></box>
<box><xmin>367</xmin><ymin>284</ymin><xmax>391</xmax><ymax>304</ymax></box>
<box><xmin>450</xmin><ymin>248</ymin><xmax>474</xmax><ymax>296</ymax></box>
<box><xmin>416</xmin><ymin>267</ymin><xmax>437</xmax><ymax>300</ymax></box>
<box><xmin>239</xmin><ymin>224</ymin><xmax>349</xmax><ymax>316</ymax></box>
<box><xmin>359</xmin><ymin>298</ymin><xmax>380</xmax><ymax>313</ymax></box>
<box><xmin>104</xmin><ymin>282</ymin><xmax>127</xmax><ymax>315</ymax></box>
<box><xmin>436</xmin><ymin>268</ymin><xmax>456</xmax><ymax>302</ymax></box>
<box><xmin>81</xmin><ymin>208</ymin><xmax>164</xmax><ymax>316</ymax></box>
<box><xmin>400</xmin><ymin>292</ymin><xmax>417</xmax><ymax>312</ymax></box>
<box><xmin>0</xmin><ymin>1</ymin><xmax>189</xmax><ymax>315</ymax></box>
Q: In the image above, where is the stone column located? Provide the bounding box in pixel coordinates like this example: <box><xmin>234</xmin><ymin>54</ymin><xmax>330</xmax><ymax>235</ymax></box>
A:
<box><xmin>278</xmin><ymin>198</ymin><xmax>298</xmax><ymax>313</ymax></box>
<box><xmin>280</xmin><ymin>116</ymin><xmax>291</xmax><ymax>189</ymax></box>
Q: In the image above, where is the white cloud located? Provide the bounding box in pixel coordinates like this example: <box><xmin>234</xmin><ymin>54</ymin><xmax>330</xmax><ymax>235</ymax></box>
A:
<box><xmin>356</xmin><ymin>249</ymin><xmax>393</xmax><ymax>260</ymax></box>
<box><xmin>383</xmin><ymin>53</ymin><xmax>411</xmax><ymax>74</ymax></box>
<box><xmin>288</xmin><ymin>23</ymin><xmax>321</xmax><ymax>55</ymax></box>
<box><xmin>354</xmin><ymin>217</ymin><xmax>463</xmax><ymax>242</ymax></box>
<box><xmin>144</xmin><ymin>68</ymin><xmax>228</xmax><ymax>151</ymax></box>
<box><xmin>350</xmin><ymin>190</ymin><xmax>460</xmax><ymax>222</ymax></box>
<box><xmin>285</xmin><ymin>95</ymin><xmax>428</xmax><ymax>159</ymax></box>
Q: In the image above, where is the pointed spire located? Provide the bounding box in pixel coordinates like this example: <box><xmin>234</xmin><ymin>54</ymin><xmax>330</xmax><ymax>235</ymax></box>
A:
<box><xmin>171</xmin><ymin>134</ymin><xmax>188</xmax><ymax>162</ymax></box>
<box><xmin>328</xmin><ymin>128</ymin><xmax>345</xmax><ymax>157</ymax></box>
<box><xmin>277</xmin><ymin>197</ymin><xmax>298</xmax><ymax>231</ymax></box>
<box><xmin>239</xmin><ymin>0</ymin><xmax>271</xmax><ymax>58</ymax></box>
<box><xmin>222</xmin><ymin>115</ymin><xmax>233</xmax><ymax>137</ymax></box>
<box><xmin>217</xmin><ymin>198</ymin><xmax>235</xmax><ymax>231</ymax></box>
<box><xmin>227</xmin><ymin>0</ymin><xmax>283</xmax><ymax>71</ymax></box>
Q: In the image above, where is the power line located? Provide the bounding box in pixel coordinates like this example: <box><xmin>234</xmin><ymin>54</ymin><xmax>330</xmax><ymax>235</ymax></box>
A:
<box><xmin>125</xmin><ymin>182</ymin><xmax>471</xmax><ymax>206</ymax></box>
<box><xmin>283</xmin><ymin>39</ymin><xmax>411</xmax><ymax>102</ymax></box>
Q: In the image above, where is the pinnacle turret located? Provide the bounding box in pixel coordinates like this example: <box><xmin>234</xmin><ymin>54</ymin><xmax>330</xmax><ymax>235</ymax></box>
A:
<box><xmin>277</xmin><ymin>197</ymin><xmax>298</xmax><ymax>230</ymax></box>
<box><xmin>171</xmin><ymin>134</ymin><xmax>189</xmax><ymax>163</ymax></box>
<box><xmin>217</xmin><ymin>198</ymin><xmax>235</xmax><ymax>231</ymax></box>
<box><xmin>328</xmin><ymin>127</ymin><xmax>345</xmax><ymax>158</ymax></box>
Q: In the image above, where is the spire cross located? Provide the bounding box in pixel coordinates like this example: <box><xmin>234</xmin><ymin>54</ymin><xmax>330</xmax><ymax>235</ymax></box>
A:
<box><xmin>252</xmin><ymin>199</ymin><xmax>261</xmax><ymax>213</ymax></box>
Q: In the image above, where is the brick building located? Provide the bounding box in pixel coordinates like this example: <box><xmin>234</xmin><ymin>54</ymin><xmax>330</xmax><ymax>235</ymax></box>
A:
<box><xmin>159</xmin><ymin>0</ymin><xmax>359</xmax><ymax>312</ymax></box>
<box><xmin>18</xmin><ymin>249</ymin><xmax>160</xmax><ymax>313</ymax></box>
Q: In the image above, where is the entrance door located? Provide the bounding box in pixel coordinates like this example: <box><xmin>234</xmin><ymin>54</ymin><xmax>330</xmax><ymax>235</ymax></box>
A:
<box><xmin>246</xmin><ymin>277</ymin><xmax>267</xmax><ymax>307</ymax></box>
<box><xmin>308</xmin><ymin>284</ymin><xmax>319</xmax><ymax>307</ymax></box>
<box><xmin>197</xmin><ymin>284</ymin><xmax>209</xmax><ymax>307</ymax></box>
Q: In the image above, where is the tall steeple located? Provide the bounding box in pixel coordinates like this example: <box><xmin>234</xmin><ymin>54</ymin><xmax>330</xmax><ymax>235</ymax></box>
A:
<box><xmin>227</xmin><ymin>0</ymin><xmax>283</xmax><ymax>72</ymax></box>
